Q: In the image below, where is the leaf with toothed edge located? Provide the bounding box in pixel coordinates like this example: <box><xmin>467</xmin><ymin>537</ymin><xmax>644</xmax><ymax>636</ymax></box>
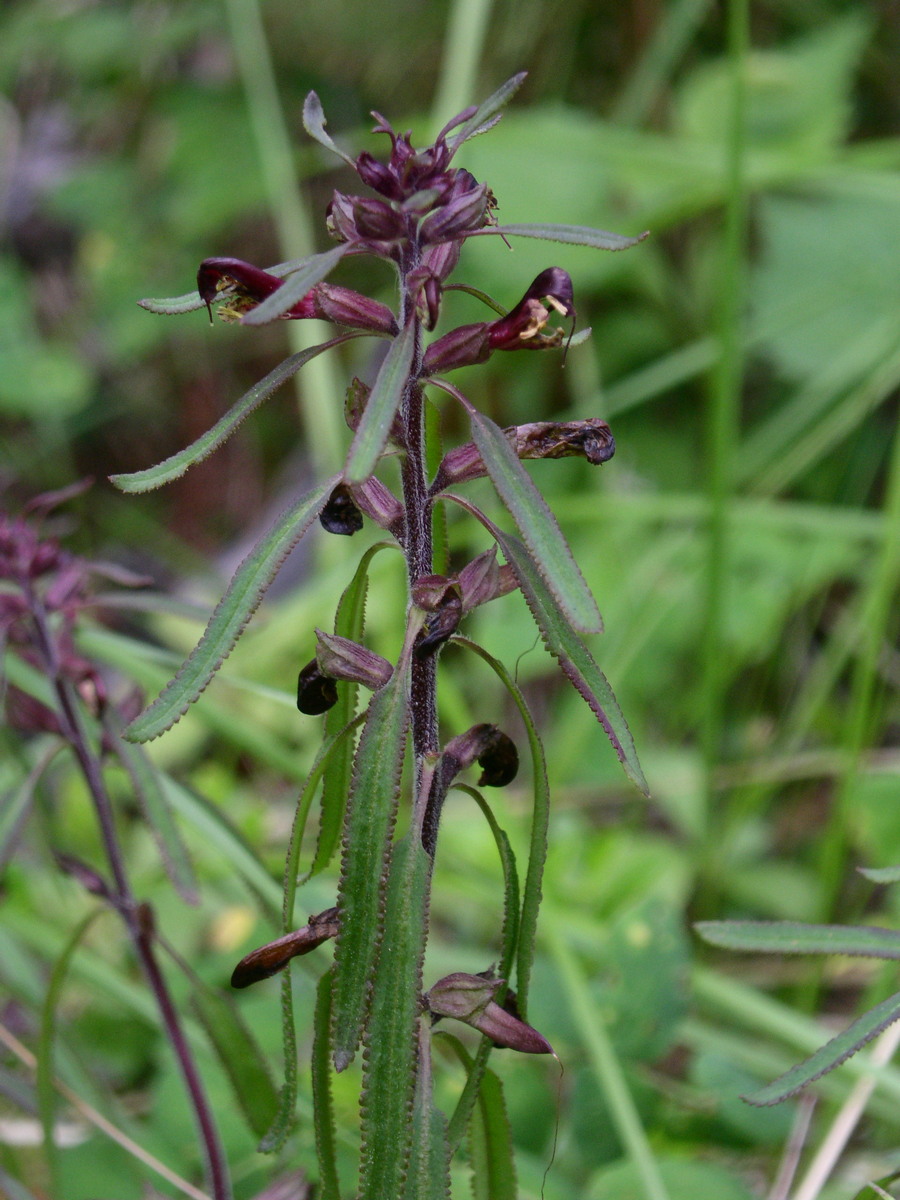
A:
<box><xmin>303</xmin><ymin>92</ymin><xmax>355</xmax><ymax>166</ymax></box>
<box><xmin>480</xmin><ymin>223</ymin><xmax>650</xmax><ymax>251</ymax></box>
<box><xmin>449</xmin><ymin>73</ymin><xmax>527</xmax><ymax>151</ymax></box>
<box><xmin>241</xmin><ymin>243</ymin><xmax>353</xmax><ymax>326</ymax></box>
<box><xmin>696</xmin><ymin>920</ymin><xmax>900</xmax><ymax>960</ymax></box>
<box><xmin>331</xmin><ymin>657</ymin><xmax>410</xmax><ymax>1071</ymax></box>
<box><xmin>359</xmin><ymin>833</ymin><xmax>433</xmax><ymax>1200</ymax></box>
<box><xmin>344</xmin><ymin>320</ymin><xmax>416</xmax><ymax>484</ymax></box>
<box><xmin>444</xmin><ymin>496</ymin><xmax>648</xmax><ymax>796</ymax></box>
<box><xmin>402</xmin><ymin>1022</ymin><xmax>451</xmax><ymax>1200</ymax></box>
<box><xmin>125</xmin><ymin>476</ymin><xmax>339</xmax><ymax>742</ymax></box>
<box><xmin>468</xmin><ymin>409</ymin><xmax>602</xmax><ymax>634</ymax></box>
<box><xmin>745</xmin><ymin>990</ymin><xmax>900</xmax><ymax>1106</ymax></box>
<box><xmin>111</xmin><ymin>335</ymin><xmax>369</xmax><ymax>493</ymax></box>
<box><xmin>469</xmin><ymin>1065</ymin><xmax>518</xmax><ymax>1200</ymax></box>
<box><xmin>311</xmin><ymin>970</ymin><xmax>341</xmax><ymax>1200</ymax></box>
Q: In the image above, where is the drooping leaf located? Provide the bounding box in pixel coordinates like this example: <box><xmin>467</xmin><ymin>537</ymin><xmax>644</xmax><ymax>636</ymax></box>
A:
<box><xmin>190</xmin><ymin>984</ymin><xmax>278</xmax><ymax>1140</ymax></box>
<box><xmin>454</xmin><ymin>784</ymin><xmax>519</xmax><ymax>983</ymax></box>
<box><xmin>303</xmin><ymin>91</ymin><xmax>355</xmax><ymax>166</ymax></box>
<box><xmin>241</xmin><ymin>243</ymin><xmax>353</xmax><ymax>325</ymax></box>
<box><xmin>111</xmin><ymin>336</ymin><xmax>366</xmax><ymax>493</ymax></box>
<box><xmin>696</xmin><ymin>920</ymin><xmax>900</xmax><ymax>960</ymax></box>
<box><xmin>113</xmin><ymin>732</ymin><xmax>199</xmax><ymax>904</ymax></box>
<box><xmin>331</xmin><ymin>657</ymin><xmax>410</xmax><ymax>1070</ymax></box>
<box><xmin>359</xmin><ymin>833</ymin><xmax>433</xmax><ymax>1200</ymax></box>
<box><xmin>451</xmin><ymin>638</ymin><xmax>549</xmax><ymax>1016</ymax></box>
<box><xmin>344</xmin><ymin>320</ymin><xmax>416</xmax><ymax>484</ymax></box>
<box><xmin>468</xmin><ymin>408</ymin><xmax>602</xmax><ymax>633</ymax></box>
<box><xmin>449</xmin><ymin>72</ymin><xmax>528</xmax><ymax>150</ymax></box>
<box><xmin>745</xmin><ymin>990</ymin><xmax>900</xmax><ymax>1106</ymax></box>
<box><xmin>469</xmin><ymin>1067</ymin><xmax>517</xmax><ymax>1200</ymax></box>
<box><xmin>125</xmin><ymin>476</ymin><xmax>338</xmax><ymax>742</ymax></box>
<box><xmin>486</xmin><ymin>223</ymin><xmax>650</xmax><ymax>251</ymax></box>
<box><xmin>311</xmin><ymin>543</ymin><xmax>398</xmax><ymax>880</ymax></box>
<box><xmin>311</xmin><ymin>970</ymin><xmax>341</xmax><ymax>1200</ymax></box>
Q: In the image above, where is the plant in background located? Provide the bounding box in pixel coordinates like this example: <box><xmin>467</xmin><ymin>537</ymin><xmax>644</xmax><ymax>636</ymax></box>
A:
<box><xmin>116</xmin><ymin>74</ymin><xmax>648</xmax><ymax>1197</ymax></box>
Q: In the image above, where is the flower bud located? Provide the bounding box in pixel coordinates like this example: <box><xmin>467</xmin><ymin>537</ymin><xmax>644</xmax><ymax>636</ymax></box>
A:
<box><xmin>315</xmin><ymin>630</ymin><xmax>393</xmax><ymax>690</ymax></box>
<box><xmin>296</xmin><ymin>659</ymin><xmax>338</xmax><ymax>715</ymax></box>
<box><xmin>351</xmin><ymin>197</ymin><xmax>406</xmax><ymax>241</ymax></box>
<box><xmin>348</xmin><ymin>478</ymin><xmax>405</xmax><ymax>538</ymax></box>
<box><xmin>457</xmin><ymin>547</ymin><xmax>519</xmax><ymax>612</ymax></box>
<box><xmin>418</xmin><ymin>182</ymin><xmax>490</xmax><ymax>243</ymax></box>
<box><xmin>313</xmin><ymin>284</ymin><xmax>397</xmax><ymax>334</ymax></box>
<box><xmin>319</xmin><ymin>484</ymin><xmax>364</xmax><ymax>536</ymax></box>
<box><xmin>231</xmin><ymin>907</ymin><xmax>340</xmax><ymax>989</ymax></box>
<box><xmin>426</xmin><ymin>972</ymin><xmax>553</xmax><ymax>1054</ymax></box>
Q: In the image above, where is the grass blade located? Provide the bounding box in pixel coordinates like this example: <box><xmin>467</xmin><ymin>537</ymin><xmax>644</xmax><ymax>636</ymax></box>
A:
<box><xmin>125</xmin><ymin>476</ymin><xmax>338</xmax><ymax>742</ymax></box>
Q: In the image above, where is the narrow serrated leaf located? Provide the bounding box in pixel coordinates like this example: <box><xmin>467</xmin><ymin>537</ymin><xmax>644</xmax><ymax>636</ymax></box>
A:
<box><xmin>489</xmin><ymin>223</ymin><xmax>650</xmax><ymax>251</ymax></box>
<box><xmin>137</xmin><ymin>290</ymin><xmax>209</xmax><ymax>315</ymax></box>
<box><xmin>469</xmin><ymin>1068</ymin><xmax>517</xmax><ymax>1200</ymax></box>
<box><xmin>258</xmin><ymin>972</ymin><xmax>297</xmax><ymax>1153</ymax></box>
<box><xmin>344</xmin><ymin>320</ymin><xmax>416</xmax><ymax>483</ymax></box>
<box><xmin>303</xmin><ymin>91</ymin><xmax>355</xmax><ymax>165</ymax></box>
<box><xmin>402</xmin><ymin>1023</ymin><xmax>451</xmax><ymax>1200</ymax></box>
<box><xmin>454</xmin><ymin>784</ymin><xmax>519</xmax><ymax>984</ymax></box>
<box><xmin>446</xmin><ymin>498</ymin><xmax>647</xmax><ymax>795</ymax></box>
<box><xmin>469</xmin><ymin>409</ymin><xmax>602</xmax><ymax>633</ymax></box>
<box><xmin>331</xmin><ymin>659</ymin><xmax>410</xmax><ymax>1069</ymax></box>
<box><xmin>241</xmin><ymin>244</ymin><xmax>352</xmax><ymax>326</ymax></box>
<box><xmin>696</xmin><ymin>921</ymin><xmax>900</xmax><ymax>960</ymax></box>
<box><xmin>449</xmin><ymin>73</ymin><xmax>527</xmax><ymax>150</ymax></box>
<box><xmin>111</xmin><ymin>336</ymin><xmax>365</xmax><ymax>493</ymax></box>
<box><xmin>451</xmin><ymin>638</ymin><xmax>548</xmax><ymax>1020</ymax></box>
<box><xmin>311</xmin><ymin>543</ymin><xmax>397</xmax><ymax>879</ymax></box>
<box><xmin>190</xmin><ymin>984</ymin><xmax>278</xmax><ymax>1139</ymax></box>
<box><xmin>113</xmin><ymin>734</ymin><xmax>199</xmax><ymax>903</ymax></box>
<box><xmin>126</xmin><ymin>476</ymin><xmax>338</xmax><ymax>742</ymax></box>
<box><xmin>312</xmin><ymin>970</ymin><xmax>341</xmax><ymax>1200</ymax></box>
<box><xmin>746</xmin><ymin>991</ymin><xmax>900</xmax><ymax>1106</ymax></box>
<box><xmin>359</xmin><ymin>834</ymin><xmax>433</xmax><ymax>1200</ymax></box>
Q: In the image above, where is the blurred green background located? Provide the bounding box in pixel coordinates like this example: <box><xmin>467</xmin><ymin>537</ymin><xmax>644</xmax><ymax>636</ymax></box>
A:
<box><xmin>2</xmin><ymin>1</ymin><xmax>899</xmax><ymax>1197</ymax></box>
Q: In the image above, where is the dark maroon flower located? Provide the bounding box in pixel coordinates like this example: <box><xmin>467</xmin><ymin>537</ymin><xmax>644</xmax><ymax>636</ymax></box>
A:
<box><xmin>296</xmin><ymin>659</ymin><xmax>338</xmax><ymax>715</ymax></box>
<box><xmin>319</xmin><ymin>484</ymin><xmax>364</xmax><ymax>536</ymax></box>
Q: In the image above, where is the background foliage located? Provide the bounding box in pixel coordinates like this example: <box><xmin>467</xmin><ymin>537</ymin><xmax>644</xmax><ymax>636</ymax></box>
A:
<box><xmin>1</xmin><ymin>1</ymin><xmax>899</xmax><ymax>1197</ymax></box>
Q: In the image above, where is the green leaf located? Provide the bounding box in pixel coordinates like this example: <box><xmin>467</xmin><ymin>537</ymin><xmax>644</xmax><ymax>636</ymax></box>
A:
<box><xmin>241</xmin><ymin>243</ymin><xmax>352</xmax><ymax>326</ymax></box>
<box><xmin>125</xmin><ymin>476</ymin><xmax>338</xmax><ymax>742</ymax></box>
<box><xmin>469</xmin><ymin>409</ymin><xmax>602</xmax><ymax>633</ymax></box>
<box><xmin>446</xmin><ymin>497</ymin><xmax>648</xmax><ymax>795</ymax></box>
<box><xmin>449</xmin><ymin>72</ymin><xmax>527</xmax><ymax>149</ymax></box>
<box><xmin>344</xmin><ymin>320</ymin><xmax>416</xmax><ymax>484</ymax></box>
<box><xmin>696</xmin><ymin>920</ymin><xmax>900</xmax><ymax>960</ymax></box>
<box><xmin>859</xmin><ymin>865</ymin><xmax>900</xmax><ymax>884</ymax></box>
<box><xmin>359</xmin><ymin>834</ymin><xmax>433</xmax><ymax>1200</ymax></box>
<box><xmin>746</xmin><ymin>990</ymin><xmax>900</xmax><ymax>1106</ymax></box>
<box><xmin>258</xmin><ymin>972</ymin><xmax>298</xmax><ymax>1153</ymax></box>
<box><xmin>137</xmin><ymin>290</ymin><xmax>209</xmax><ymax>315</ymax></box>
<box><xmin>452</xmin><ymin>638</ymin><xmax>548</xmax><ymax>1017</ymax></box>
<box><xmin>331</xmin><ymin>658</ymin><xmax>410</xmax><ymax>1069</ymax></box>
<box><xmin>488</xmin><ymin>223</ymin><xmax>650</xmax><ymax>251</ymax></box>
<box><xmin>303</xmin><ymin>91</ymin><xmax>355</xmax><ymax>166</ymax></box>
<box><xmin>454</xmin><ymin>785</ymin><xmax>519</xmax><ymax>984</ymax></box>
<box><xmin>190</xmin><ymin>983</ymin><xmax>278</xmax><ymax>1140</ymax></box>
<box><xmin>402</xmin><ymin>1024</ymin><xmax>451</xmax><ymax>1200</ymax></box>
<box><xmin>113</xmin><ymin>733</ymin><xmax>199</xmax><ymax>904</ymax></box>
<box><xmin>38</xmin><ymin>910</ymin><xmax>105</xmax><ymax>1189</ymax></box>
<box><xmin>311</xmin><ymin>970</ymin><xmax>341</xmax><ymax>1200</ymax></box>
<box><xmin>469</xmin><ymin>1068</ymin><xmax>517</xmax><ymax>1200</ymax></box>
<box><xmin>110</xmin><ymin>336</ymin><xmax>366</xmax><ymax>493</ymax></box>
<box><xmin>311</xmin><ymin>543</ymin><xmax>398</xmax><ymax>880</ymax></box>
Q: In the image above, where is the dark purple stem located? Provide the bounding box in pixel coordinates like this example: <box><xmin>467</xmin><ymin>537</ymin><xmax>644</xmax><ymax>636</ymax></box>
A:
<box><xmin>27</xmin><ymin>591</ymin><xmax>232</xmax><ymax>1200</ymax></box>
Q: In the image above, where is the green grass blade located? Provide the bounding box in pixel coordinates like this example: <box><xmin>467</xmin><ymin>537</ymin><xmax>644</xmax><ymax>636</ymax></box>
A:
<box><xmin>359</xmin><ymin>834</ymin><xmax>433</xmax><ymax>1200</ymax></box>
<box><xmin>469</xmin><ymin>409</ymin><xmax>602</xmax><ymax>633</ymax></box>
<box><xmin>110</xmin><ymin>336</ymin><xmax>365</xmax><ymax>493</ymax></box>
<box><xmin>344</xmin><ymin>320</ymin><xmax>416</xmax><ymax>484</ymax></box>
<box><xmin>113</xmin><ymin>735</ymin><xmax>199</xmax><ymax>904</ymax></box>
<box><xmin>696</xmin><ymin>920</ymin><xmax>900</xmax><ymax>959</ymax></box>
<box><xmin>487</xmin><ymin>223</ymin><xmax>649</xmax><ymax>250</ymax></box>
<box><xmin>190</xmin><ymin>984</ymin><xmax>278</xmax><ymax>1140</ymax></box>
<box><xmin>331</xmin><ymin>659</ymin><xmax>410</xmax><ymax>1070</ymax></box>
<box><xmin>469</xmin><ymin>1067</ymin><xmax>517</xmax><ymax>1200</ymax></box>
<box><xmin>746</xmin><ymin>991</ymin><xmax>900</xmax><ymax>1106</ymax></box>
<box><xmin>125</xmin><ymin>475</ymin><xmax>338</xmax><ymax>742</ymax></box>
<box><xmin>240</xmin><ymin>243</ymin><xmax>352</xmax><ymax>325</ymax></box>
<box><xmin>311</xmin><ymin>969</ymin><xmax>341</xmax><ymax>1200</ymax></box>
